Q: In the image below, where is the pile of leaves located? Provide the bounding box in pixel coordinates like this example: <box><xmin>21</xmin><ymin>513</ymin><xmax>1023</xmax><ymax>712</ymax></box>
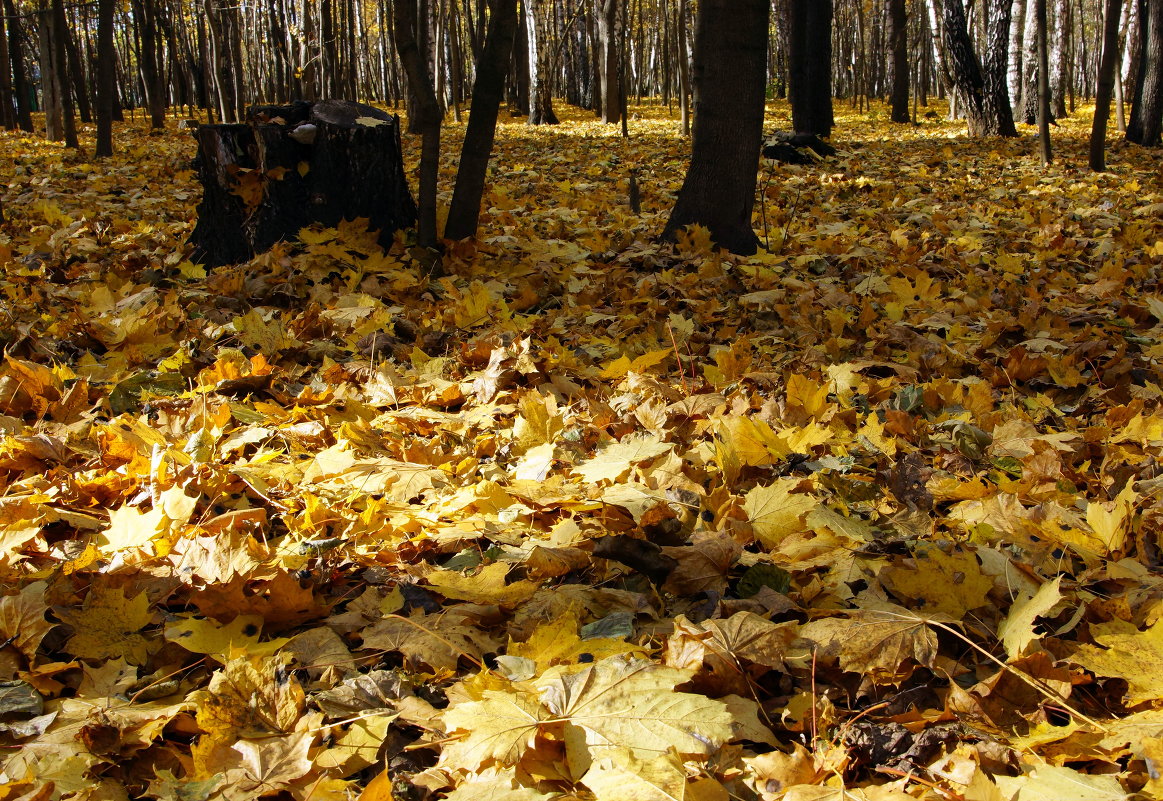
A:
<box><xmin>1</xmin><ymin>101</ymin><xmax>1162</xmax><ymax>801</ymax></box>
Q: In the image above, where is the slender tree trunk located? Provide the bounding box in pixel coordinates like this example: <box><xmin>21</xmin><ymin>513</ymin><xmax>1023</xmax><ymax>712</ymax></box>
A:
<box><xmin>677</xmin><ymin>0</ymin><xmax>689</xmax><ymax>136</ymax></box>
<box><xmin>1048</xmin><ymin>0</ymin><xmax>1068</xmax><ymax>117</ymax></box>
<box><xmin>1091</xmin><ymin>0</ymin><xmax>1125</xmax><ymax>169</ymax></box>
<box><xmin>788</xmin><ymin>0</ymin><xmax>833</xmax><ymax>136</ymax></box>
<box><xmin>662</xmin><ymin>0</ymin><xmax>769</xmax><ymax>255</ymax></box>
<box><xmin>394</xmin><ymin>0</ymin><xmax>444</xmax><ymax>255</ymax></box>
<box><xmin>1019</xmin><ymin>0</ymin><xmax>1041</xmax><ymax>122</ymax></box>
<box><xmin>1035</xmin><ymin>0</ymin><xmax>1052</xmax><ymax>161</ymax></box>
<box><xmin>5</xmin><ymin>0</ymin><xmax>32</xmax><ymax>131</ymax></box>
<box><xmin>63</xmin><ymin>8</ymin><xmax>92</xmax><ymax>123</ymax></box>
<box><xmin>526</xmin><ymin>0</ymin><xmax>559</xmax><ymax>123</ymax></box>
<box><xmin>889</xmin><ymin>0</ymin><xmax>910</xmax><ymax>122</ymax></box>
<box><xmin>445</xmin><ymin>0</ymin><xmax>518</xmax><ymax>240</ymax></box>
<box><xmin>1127</xmin><ymin>0</ymin><xmax>1163</xmax><ymax>145</ymax></box>
<box><xmin>132</xmin><ymin>0</ymin><xmax>166</xmax><ymax>128</ymax></box>
<box><xmin>1009</xmin><ymin>0</ymin><xmax>1026</xmax><ymax>107</ymax></box>
<box><xmin>95</xmin><ymin>0</ymin><xmax>116</xmax><ymax>155</ymax></box>
<box><xmin>0</xmin><ymin>7</ymin><xmax>15</xmax><ymax>128</ymax></box>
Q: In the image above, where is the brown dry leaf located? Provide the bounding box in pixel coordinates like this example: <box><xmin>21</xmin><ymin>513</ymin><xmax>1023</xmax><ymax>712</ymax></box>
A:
<box><xmin>359</xmin><ymin>610</ymin><xmax>498</xmax><ymax>672</ymax></box>
<box><xmin>0</xmin><ymin>582</ymin><xmax>55</xmax><ymax>664</ymax></box>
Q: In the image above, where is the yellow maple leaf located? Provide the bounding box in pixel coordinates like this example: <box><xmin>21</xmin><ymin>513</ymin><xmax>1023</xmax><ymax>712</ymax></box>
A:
<box><xmin>742</xmin><ymin>480</ymin><xmax>817</xmax><ymax>548</ymax></box>
<box><xmin>58</xmin><ymin>584</ymin><xmax>154</xmax><ymax>665</ymax></box>
<box><xmin>571</xmin><ymin>434</ymin><xmax>673</xmax><ymax>484</ymax></box>
<box><xmin>880</xmin><ymin>547</ymin><xmax>993</xmax><ymax>619</ymax></box>
<box><xmin>426</xmin><ymin>562</ymin><xmax>539</xmax><ymax>607</ymax></box>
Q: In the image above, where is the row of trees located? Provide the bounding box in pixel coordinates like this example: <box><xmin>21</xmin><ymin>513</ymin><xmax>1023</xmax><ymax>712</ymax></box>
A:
<box><xmin>1</xmin><ymin>1</ymin><xmax>1160</xmax><ymax>251</ymax></box>
<box><xmin>2</xmin><ymin>1</ymin><xmax>1159</xmax><ymax>142</ymax></box>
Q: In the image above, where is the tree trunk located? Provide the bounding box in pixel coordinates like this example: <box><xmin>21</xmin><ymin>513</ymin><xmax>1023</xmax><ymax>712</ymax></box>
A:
<box><xmin>445</xmin><ymin>0</ymin><xmax>518</xmax><ymax>240</ymax></box>
<box><xmin>1091</xmin><ymin>0</ymin><xmax>1125</xmax><ymax>169</ymax></box>
<box><xmin>1035</xmin><ymin>0</ymin><xmax>1052</xmax><ymax>161</ymax></box>
<box><xmin>394</xmin><ymin>0</ymin><xmax>444</xmax><ymax>252</ymax></box>
<box><xmin>1019</xmin><ymin>0</ymin><xmax>1040</xmax><ymax>122</ymax></box>
<box><xmin>1127</xmin><ymin>0</ymin><xmax>1163</xmax><ymax>145</ymax></box>
<box><xmin>132</xmin><ymin>0</ymin><xmax>167</xmax><ymax>129</ymax></box>
<box><xmin>942</xmin><ymin>0</ymin><xmax>1017</xmax><ymax>136</ymax></box>
<box><xmin>983</xmin><ymin>0</ymin><xmax>1019</xmax><ymax>134</ymax></box>
<box><xmin>1050</xmin><ymin>0</ymin><xmax>1069</xmax><ymax>117</ymax></box>
<box><xmin>0</xmin><ymin>5</ymin><xmax>15</xmax><ymax>129</ymax></box>
<box><xmin>788</xmin><ymin>0</ymin><xmax>833</xmax><ymax>136</ymax></box>
<box><xmin>95</xmin><ymin>0</ymin><xmax>116</xmax><ymax>156</ymax></box>
<box><xmin>5</xmin><ymin>0</ymin><xmax>33</xmax><ymax>131</ymax></box>
<box><xmin>889</xmin><ymin>0</ymin><xmax>910</xmax><ymax>122</ymax></box>
<box><xmin>526</xmin><ymin>0</ymin><xmax>558</xmax><ymax>124</ymax></box>
<box><xmin>1008</xmin><ymin>0</ymin><xmax>1026</xmax><ymax>107</ymax></box>
<box><xmin>661</xmin><ymin>0</ymin><xmax>769</xmax><ymax>256</ymax></box>
<box><xmin>676</xmin><ymin>0</ymin><xmax>690</xmax><ymax>136</ymax></box>
<box><xmin>190</xmin><ymin>101</ymin><xmax>416</xmax><ymax>267</ymax></box>
<box><xmin>596</xmin><ymin>0</ymin><xmax>620</xmax><ymax>123</ymax></box>
<box><xmin>62</xmin><ymin>8</ymin><xmax>92</xmax><ymax>124</ymax></box>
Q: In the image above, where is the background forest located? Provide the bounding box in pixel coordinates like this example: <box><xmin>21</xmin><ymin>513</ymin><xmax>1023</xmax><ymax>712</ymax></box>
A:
<box><xmin>2</xmin><ymin>2</ymin><xmax>1163</xmax><ymax>801</ymax></box>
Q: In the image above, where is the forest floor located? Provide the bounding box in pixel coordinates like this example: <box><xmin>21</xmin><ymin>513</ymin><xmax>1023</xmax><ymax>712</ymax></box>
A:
<box><xmin>0</xmin><ymin>100</ymin><xmax>1162</xmax><ymax>801</ymax></box>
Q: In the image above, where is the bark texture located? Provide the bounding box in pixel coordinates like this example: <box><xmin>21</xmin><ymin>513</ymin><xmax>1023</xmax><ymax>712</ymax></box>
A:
<box><xmin>788</xmin><ymin>0</ymin><xmax>833</xmax><ymax>136</ymax></box>
<box><xmin>889</xmin><ymin>0</ymin><xmax>910</xmax><ymax>123</ymax></box>
<box><xmin>661</xmin><ymin>0</ymin><xmax>769</xmax><ymax>255</ymax></box>
<box><xmin>942</xmin><ymin>0</ymin><xmax>1017</xmax><ymax>137</ymax></box>
<box><xmin>189</xmin><ymin>100</ymin><xmax>416</xmax><ymax>267</ymax></box>
<box><xmin>445</xmin><ymin>0</ymin><xmax>519</xmax><ymax>240</ymax></box>
<box><xmin>1090</xmin><ymin>0</ymin><xmax>1125</xmax><ymax>169</ymax></box>
<box><xmin>1128</xmin><ymin>0</ymin><xmax>1163</xmax><ymax>145</ymax></box>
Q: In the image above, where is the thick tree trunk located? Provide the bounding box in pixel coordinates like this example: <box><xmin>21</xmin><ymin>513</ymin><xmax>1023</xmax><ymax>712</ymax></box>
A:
<box><xmin>1091</xmin><ymin>0</ymin><xmax>1125</xmax><ymax>169</ymax></box>
<box><xmin>189</xmin><ymin>100</ymin><xmax>417</xmax><ymax>267</ymax></box>
<box><xmin>1128</xmin><ymin>0</ymin><xmax>1163</xmax><ymax>145</ymax></box>
<box><xmin>983</xmin><ymin>0</ymin><xmax>1018</xmax><ymax>135</ymax></box>
<box><xmin>661</xmin><ymin>0</ymin><xmax>769</xmax><ymax>256</ymax></box>
<box><xmin>788</xmin><ymin>0</ymin><xmax>833</xmax><ymax>136</ymax></box>
<box><xmin>942</xmin><ymin>0</ymin><xmax>1017</xmax><ymax>136</ymax></box>
<box><xmin>445</xmin><ymin>0</ymin><xmax>518</xmax><ymax>240</ymax></box>
<box><xmin>596</xmin><ymin>0</ymin><xmax>620</xmax><ymax>124</ymax></box>
<box><xmin>889</xmin><ymin>0</ymin><xmax>910</xmax><ymax>122</ymax></box>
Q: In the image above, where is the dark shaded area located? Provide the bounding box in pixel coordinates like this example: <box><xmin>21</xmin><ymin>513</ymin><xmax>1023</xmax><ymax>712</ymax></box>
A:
<box><xmin>189</xmin><ymin>99</ymin><xmax>416</xmax><ymax>267</ymax></box>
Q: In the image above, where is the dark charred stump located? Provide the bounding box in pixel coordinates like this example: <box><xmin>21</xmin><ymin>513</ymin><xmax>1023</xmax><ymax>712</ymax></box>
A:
<box><xmin>189</xmin><ymin>99</ymin><xmax>417</xmax><ymax>268</ymax></box>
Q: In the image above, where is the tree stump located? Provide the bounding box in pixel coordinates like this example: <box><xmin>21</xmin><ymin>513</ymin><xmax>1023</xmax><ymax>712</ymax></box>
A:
<box><xmin>189</xmin><ymin>100</ymin><xmax>417</xmax><ymax>268</ymax></box>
